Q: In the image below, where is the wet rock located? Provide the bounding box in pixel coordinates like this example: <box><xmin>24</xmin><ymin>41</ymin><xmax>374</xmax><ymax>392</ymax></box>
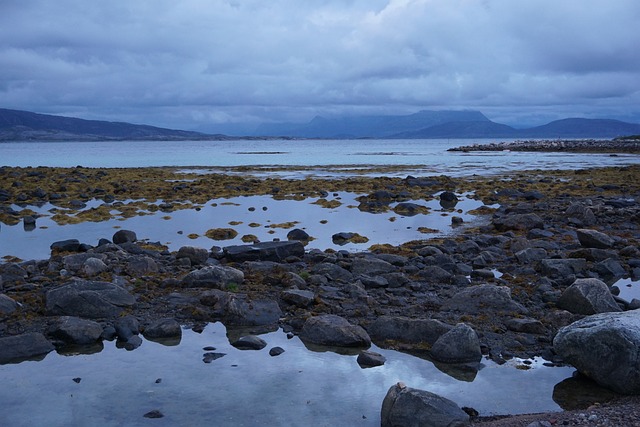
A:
<box><xmin>554</xmin><ymin>311</ymin><xmax>640</xmax><ymax>394</ymax></box>
<box><xmin>430</xmin><ymin>323</ymin><xmax>481</xmax><ymax>364</ymax></box>
<box><xmin>112</xmin><ymin>229</ymin><xmax>137</xmax><ymax>244</ymax></box>
<box><xmin>181</xmin><ymin>265</ymin><xmax>244</xmax><ymax>290</ymax></box>
<box><xmin>0</xmin><ymin>333</ymin><xmax>55</xmax><ymax>364</ymax></box>
<box><xmin>223</xmin><ymin>297</ymin><xmax>282</xmax><ymax>327</ymax></box>
<box><xmin>557</xmin><ymin>278</ymin><xmax>622</xmax><ymax>315</ymax></box>
<box><xmin>0</xmin><ymin>294</ymin><xmax>19</xmax><ymax>316</ymax></box>
<box><xmin>118</xmin><ymin>335</ymin><xmax>142</xmax><ymax>351</ymax></box>
<box><xmin>281</xmin><ymin>289</ymin><xmax>315</xmax><ymax>307</ymax></box>
<box><xmin>269</xmin><ymin>346</ymin><xmax>285</xmax><ymax>356</ymax></box>
<box><xmin>393</xmin><ymin>202</ymin><xmax>428</xmax><ymax>216</ymax></box>
<box><xmin>368</xmin><ymin>316</ymin><xmax>452</xmax><ymax>347</ymax></box>
<box><xmin>176</xmin><ymin>246</ymin><xmax>209</xmax><ymax>265</ymax></box>
<box><xmin>47</xmin><ymin>316</ymin><xmax>103</xmax><ymax>345</ymax></box>
<box><xmin>287</xmin><ymin>228</ymin><xmax>310</xmax><ymax>241</ymax></box>
<box><xmin>357</xmin><ymin>350</ymin><xmax>386</xmax><ymax>368</ymax></box>
<box><xmin>224</xmin><ymin>241</ymin><xmax>304</xmax><ymax>262</ymax></box>
<box><xmin>115</xmin><ymin>315</ymin><xmax>140</xmax><ymax>341</ymax></box>
<box><xmin>231</xmin><ymin>335</ymin><xmax>267</xmax><ymax>350</ymax></box>
<box><xmin>143</xmin><ymin>410</ymin><xmax>164</xmax><ymax>419</ymax></box>
<box><xmin>203</xmin><ymin>352</ymin><xmax>226</xmax><ymax>362</ymax></box>
<box><xmin>381</xmin><ymin>383</ymin><xmax>470</xmax><ymax>427</ymax></box>
<box><xmin>576</xmin><ymin>228</ymin><xmax>615</xmax><ymax>249</ymax></box>
<box><xmin>143</xmin><ymin>318</ymin><xmax>182</xmax><ymax>340</ymax></box>
<box><xmin>46</xmin><ymin>280</ymin><xmax>136</xmax><ymax>319</ymax></box>
<box><xmin>300</xmin><ymin>314</ymin><xmax>371</xmax><ymax>348</ymax></box>
<box><xmin>50</xmin><ymin>239</ymin><xmax>81</xmax><ymax>253</ymax></box>
<box><xmin>444</xmin><ymin>284</ymin><xmax>528</xmax><ymax>315</ymax></box>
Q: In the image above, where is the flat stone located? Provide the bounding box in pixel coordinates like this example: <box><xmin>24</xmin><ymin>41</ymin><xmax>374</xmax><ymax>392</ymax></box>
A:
<box><xmin>0</xmin><ymin>333</ymin><xmax>55</xmax><ymax>364</ymax></box>
<box><xmin>300</xmin><ymin>314</ymin><xmax>371</xmax><ymax>348</ymax></box>
<box><xmin>46</xmin><ymin>280</ymin><xmax>136</xmax><ymax>319</ymax></box>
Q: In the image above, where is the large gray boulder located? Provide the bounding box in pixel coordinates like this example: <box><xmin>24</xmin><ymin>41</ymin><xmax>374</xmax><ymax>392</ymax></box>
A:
<box><xmin>576</xmin><ymin>229</ymin><xmax>615</xmax><ymax>249</ymax></box>
<box><xmin>180</xmin><ymin>265</ymin><xmax>244</xmax><ymax>289</ymax></box>
<box><xmin>47</xmin><ymin>316</ymin><xmax>103</xmax><ymax>345</ymax></box>
<box><xmin>367</xmin><ymin>316</ymin><xmax>452</xmax><ymax>347</ymax></box>
<box><xmin>0</xmin><ymin>333</ymin><xmax>55</xmax><ymax>364</ymax></box>
<box><xmin>557</xmin><ymin>278</ymin><xmax>622</xmax><ymax>315</ymax></box>
<box><xmin>540</xmin><ymin>258</ymin><xmax>587</xmax><ymax>277</ymax></box>
<box><xmin>46</xmin><ymin>280</ymin><xmax>136</xmax><ymax>319</ymax></box>
<box><xmin>300</xmin><ymin>314</ymin><xmax>371</xmax><ymax>348</ymax></box>
<box><xmin>430</xmin><ymin>323</ymin><xmax>481</xmax><ymax>364</ymax></box>
<box><xmin>223</xmin><ymin>241</ymin><xmax>304</xmax><ymax>262</ymax></box>
<box><xmin>381</xmin><ymin>383</ymin><xmax>470</xmax><ymax>427</ymax></box>
<box><xmin>493</xmin><ymin>213</ymin><xmax>544</xmax><ymax>232</ymax></box>
<box><xmin>443</xmin><ymin>284</ymin><xmax>528</xmax><ymax>315</ymax></box>
<box><xmin>554</xmin><ymin>311</ymin><xmax>640</xmax><ymax>394</ymax></box>
<box><xmin>113</xmin><ymin>229</ymin><xmax>137</xmax><ymax>244</ymax></box>
<box><xmin>143</xmin><ymin>318</ymin><xmax>182</xmax><ymax>340</ymax></box>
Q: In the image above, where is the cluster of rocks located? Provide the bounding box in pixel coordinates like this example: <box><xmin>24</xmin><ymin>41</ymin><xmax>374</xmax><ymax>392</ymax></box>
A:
<box><xmin>2</xmin><ymin>175</ymin><xmax>640</xmax><ymax>425</ymax></box>
<box><xmin>448</xmin><ymin>139</ymin><xmax>640</xmax><ymax>153</ymax></box>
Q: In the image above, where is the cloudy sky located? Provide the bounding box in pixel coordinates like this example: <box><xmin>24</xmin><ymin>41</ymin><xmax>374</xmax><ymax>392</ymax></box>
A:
<box><xmin>1</xmin><ymin>0</ymin><xmax>639</xmax><ymax>134</ymax></box>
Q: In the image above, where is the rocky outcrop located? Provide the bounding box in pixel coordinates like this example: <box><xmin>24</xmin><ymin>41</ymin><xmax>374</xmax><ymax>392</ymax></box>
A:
<box><xmin>300</xmin><ymin>314</ymin><xmax>371</xmax><ymax>348</ymax></box>
<box><xmin>45</xmin><ymin>280</ymin><xmax>136</xmax><ymax>319</ymax></box>
<box><xmin>554</xmin><ymin>311</ymin><xmax>640</xmax><ymax>394</ymax></box>
<box><xmin>381</xmin><ymin>383</ymin><xmax>470</xmax><ymax>427</ymax></box>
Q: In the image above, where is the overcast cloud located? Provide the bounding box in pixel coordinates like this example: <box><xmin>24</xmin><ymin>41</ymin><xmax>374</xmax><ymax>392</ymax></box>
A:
<box><xmin>1</xmin><ymin>0</ymin><xmax>639</xmax><ymax>133</ymax></box>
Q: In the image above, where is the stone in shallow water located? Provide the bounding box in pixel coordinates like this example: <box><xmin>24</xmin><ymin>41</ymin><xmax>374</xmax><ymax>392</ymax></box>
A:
<box><xmin>357</xmin><ymin>350</ymin><xmax>386</xmax><ymax>368</ymax></box>
<box><xmin>300</xmin><ymin>314</ymin><xmax>371</xmax><ymax>348</ymax></box>
<box><xmin>0</xmin><ymin>332</ymin><xmax>54</xmax><ymax>364</ymax></box>
<box><xmin>231</xmin><ymin>335</ymin><xmax>267</xmax><ymax>350</ymax></box>
<box><xmin>45</xmin><ymin>280</ymin><xmax>136</xmax><ymax>319</ymax></box>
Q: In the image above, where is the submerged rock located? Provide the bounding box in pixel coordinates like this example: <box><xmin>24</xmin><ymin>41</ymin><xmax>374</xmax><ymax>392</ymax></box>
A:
<box><xmin>47</xmin><ymin>316</ymin><xmax>103</xmax><ymax>345</ymax></box>
<box><xmin>223</xmin><ymin>241</ymin><xmax>304</xmax><ymax>262</ymax></box>
<box><xmin>430</xmin><ymin>323</ymin><xmax>481</xmax><ymax>364</ymax></box>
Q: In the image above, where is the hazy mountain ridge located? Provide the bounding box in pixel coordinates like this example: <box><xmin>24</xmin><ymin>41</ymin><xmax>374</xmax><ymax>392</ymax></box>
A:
<box><xmin>2</xmin><ymin>107</ymin><xmax>640</xmax><ymax>141</ymax></box>
<box><xmin>0</xmin><ymin>108</ymin><xmax>226</xmax><ymax>141</ymax></box>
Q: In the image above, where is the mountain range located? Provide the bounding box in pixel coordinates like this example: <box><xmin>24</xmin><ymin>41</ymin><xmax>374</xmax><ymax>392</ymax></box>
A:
<box><xmin>1</xmin><ymin>107</ymin><xmax>639</xmax><ymax>141</ymax></box>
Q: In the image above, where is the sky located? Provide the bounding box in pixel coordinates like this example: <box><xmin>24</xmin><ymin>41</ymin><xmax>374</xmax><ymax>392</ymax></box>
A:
<box><xmin>1</xmin><ymin>0</ymin><xmax>639</xmax><ymax>134</ymax></box>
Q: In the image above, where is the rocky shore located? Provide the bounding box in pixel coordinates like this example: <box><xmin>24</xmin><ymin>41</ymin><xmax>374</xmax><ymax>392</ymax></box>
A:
<box><xmin>1</xmin><ymin>164</ymin><xmax>640</xmax><ymax>425</ymax></box>
<box><xmin>448</xmin><ymin>138</ymin><xmax>640</xmax><ymax>153</ymax></box>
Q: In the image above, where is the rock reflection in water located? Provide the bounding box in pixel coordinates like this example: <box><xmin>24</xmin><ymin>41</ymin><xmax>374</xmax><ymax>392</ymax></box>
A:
<box><xmin>0</xmin><ymin>322</ymin><xmax>579</xmax><ymax>427</ymax></box>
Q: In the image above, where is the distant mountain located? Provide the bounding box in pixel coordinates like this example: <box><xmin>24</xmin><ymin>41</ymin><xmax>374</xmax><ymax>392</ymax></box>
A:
<box><xmin>254</xmin><ymin>110</ymin><xmax>491</xmax><ymax>138</ymax></box>
<box><xmin>517</xmin><ymin>118</ymin><xmax>640</xmax><ymax>138</ymax></box>
<box><xmin>256</xmin><ymin>111</ymin><xmax>640</xmax><ymax>139</ymax></box>
<box><xmin>0</xmin><ymin>108</ymin><xmax>224</xmax><ymax>141</ymax></box>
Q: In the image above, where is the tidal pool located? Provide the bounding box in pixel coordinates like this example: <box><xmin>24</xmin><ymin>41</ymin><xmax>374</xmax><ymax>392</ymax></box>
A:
<box><xmin>0</xmin><ymin>322</ymin><xmax>576</xmax><ymax>427</ymax></box>
<box><xmin>0</xmin><ymin>192</ymin><xmax>488</xmax><ymax>261</ymax></box>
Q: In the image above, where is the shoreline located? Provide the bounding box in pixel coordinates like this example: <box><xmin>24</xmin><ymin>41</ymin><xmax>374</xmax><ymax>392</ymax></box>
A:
<box><xmin>1</xmin><ymin>164</ymin><xmax>640</xmax><ymax>424</ymax></box>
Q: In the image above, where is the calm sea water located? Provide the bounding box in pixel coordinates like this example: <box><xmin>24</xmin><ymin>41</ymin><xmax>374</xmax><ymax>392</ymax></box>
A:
<box><xmin>1</xmin><ymin>138</ymin><xmax>638</xmax><ymax>175</ymax></box>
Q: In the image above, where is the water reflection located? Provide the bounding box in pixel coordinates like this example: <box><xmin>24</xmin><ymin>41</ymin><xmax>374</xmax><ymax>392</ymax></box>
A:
<box><xmin>0</xmin><ymin>192</ymin><xmax>488</xmax><ymax>261</ymax></box>
<box><xmin>0</xmin><ymin>322</ymin><xmax>581</xmax><ymax>427</ymax></box>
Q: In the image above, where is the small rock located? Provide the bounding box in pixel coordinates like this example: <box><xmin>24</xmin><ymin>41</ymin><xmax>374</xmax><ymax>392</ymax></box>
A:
<box><xmin>231</xmin><ymin>335</ymin><xmax>267</xmax><ymax>350</ymax></box>
<box><xmin>269</xmin><ymin>347</ymin><xmax>285</xmax><ymax>357</ymax></box>
<box><xmin>357</xmin><ymin>350</ymin><xmax>386</xmax><ymax>368</ymax></box>
<box><xmin>143</xmin><ymin>410</ymin><xmax>164</xmax><ymax>419</ymax></box>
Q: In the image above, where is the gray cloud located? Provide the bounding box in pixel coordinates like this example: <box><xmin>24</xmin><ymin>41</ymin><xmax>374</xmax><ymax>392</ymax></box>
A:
<box><xmin>1</xmin><ymin>0</ymin><xmax>639</xmax><ymax>132</ymax></box>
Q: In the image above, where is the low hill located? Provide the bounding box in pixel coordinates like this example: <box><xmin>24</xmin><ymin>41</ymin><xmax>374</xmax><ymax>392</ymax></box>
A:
<box><xmin>0</xmin><ymin>108</ymin><xmax>219</xmax><ymax>141</ymax></box>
